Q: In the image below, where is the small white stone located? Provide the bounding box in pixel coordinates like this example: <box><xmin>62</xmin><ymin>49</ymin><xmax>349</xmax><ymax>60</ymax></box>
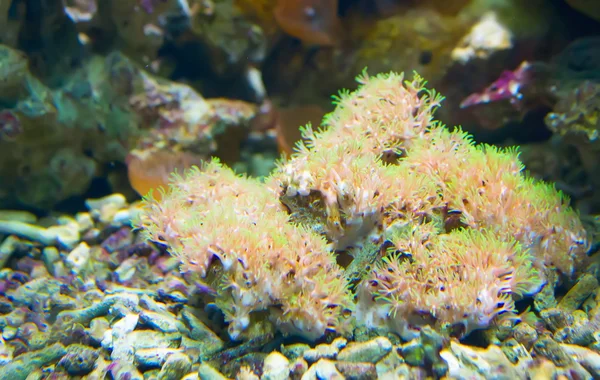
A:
<box><xmin>86</xmin><ymin>193</ymin><xmax>127</xmax><ymax>212</ymax></box>
<box><xmin>337</xmin><ymin>337</ymin><xmax>392</xmax><ymax>363</ymax></box>
<box><xmin>262</xmin><ymin>351</ymin><xmax>290</xmax><ymax>380</ymax></box>
<box><xmin>65</xmin><ymin>242</ymin><xmax>90</xmax><ymax>274</ymax></box>
<box><xmin>302</xmin><ymin>359</ymin><xmax>344</xmax><ymax>380</ymax></box>
<box><xmin>303</xmin><ymin>337</ymin><xmax>347</xmax><ymax>363</ymax></box>
<box><xmin>198</xmin><ymin>363</ymin><xmax>229</xmax><ymax>380</ymax></box>
<box><xmin>75</xmin><ymin>212</ymin><xmax>94</xmax><ymax>232</ymax></box>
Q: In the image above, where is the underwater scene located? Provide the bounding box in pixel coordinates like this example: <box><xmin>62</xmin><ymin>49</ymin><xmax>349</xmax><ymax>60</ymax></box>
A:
<box><xmin>1</xmin><ymin>0</ymin><xmax>600</xmax><ymax>379</ymax></box>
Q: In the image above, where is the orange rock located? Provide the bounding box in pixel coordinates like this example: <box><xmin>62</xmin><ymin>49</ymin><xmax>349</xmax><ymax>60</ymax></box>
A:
<box><xmin>274</xmin><ymin>0</ymin><xmax>343</xmax><ymax>46</ymax></box>
<box><xmin>276</xmin><ymin>104</ymin><xmax>325</xmax><ymax>155</ymax></box>
<box><xmin>249</xmin><ymin>100</ymin><xmax>326</xmax><ymax>156</ymax></box>
<box><xmin>126</xmin><ymin>150</ymin><xmax>203</xmax><ymax>199</ymax></box>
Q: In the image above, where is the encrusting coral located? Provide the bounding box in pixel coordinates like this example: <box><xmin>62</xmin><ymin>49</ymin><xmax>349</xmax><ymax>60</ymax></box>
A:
<box><xmin>138</xmin><ymin>70</ymin><xmax>589</xmax><ymax>341</ymax></box>
<box><xmin>138</xmin><ymin>159</ymin><xmax>354</xmax><ymax>340</ymax></box>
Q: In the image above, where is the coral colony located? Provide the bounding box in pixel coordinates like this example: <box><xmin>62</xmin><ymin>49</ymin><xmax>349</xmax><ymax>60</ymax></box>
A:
<box><xmin>139</xmin><ymin>71</ymin><xmax>588</xmax><ymax>341</ymax></box>
<box><xmin>3</xmin><ymin>1</ymin><xmax>600</xmax><ymax>378</ymax></box>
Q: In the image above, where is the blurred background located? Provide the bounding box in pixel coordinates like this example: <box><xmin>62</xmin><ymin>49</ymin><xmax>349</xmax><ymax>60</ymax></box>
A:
<box><xmin>0</xmin><ymin>0</ymin><xmax>599</xmax><ymax>215</ymax></box>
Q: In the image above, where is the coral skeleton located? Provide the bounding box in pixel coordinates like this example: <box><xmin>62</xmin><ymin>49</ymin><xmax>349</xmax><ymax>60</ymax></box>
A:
<box><xmin>138</xmin><ymin>70</ymin><xmax>588</xmax><ymax>341</ymax></box>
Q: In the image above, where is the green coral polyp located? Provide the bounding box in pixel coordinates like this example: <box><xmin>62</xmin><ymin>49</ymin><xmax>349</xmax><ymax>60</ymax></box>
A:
<box><xmin>138</xmin><ymin>70</ymin><xmax>588</xmax><ymax>341</ymax></box>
